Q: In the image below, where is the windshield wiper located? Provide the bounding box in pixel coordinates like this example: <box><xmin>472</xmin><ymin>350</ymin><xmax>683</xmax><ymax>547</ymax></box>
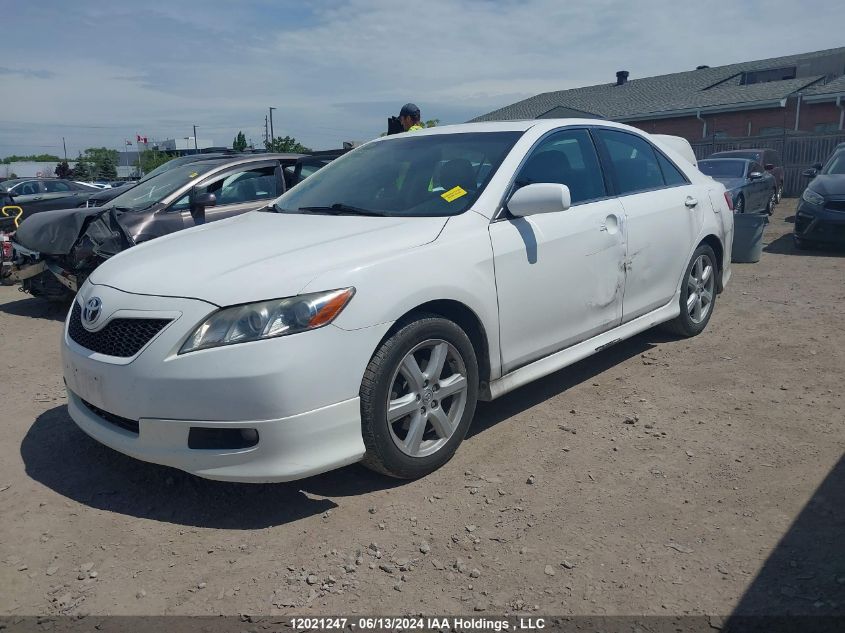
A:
<box><xmin>297</xmin><ymin>203</ymin><xmax>388</xmax><ymax>217</ymax></box>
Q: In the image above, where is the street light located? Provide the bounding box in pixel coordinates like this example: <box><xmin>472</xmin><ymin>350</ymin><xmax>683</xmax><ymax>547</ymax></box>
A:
<box><xmin>193</xmin><ymin>125</ymin><xmax>198</xmax><ymax>151</ymax></box>
<box><xmin>269</xmin><ymin>107</ymin><xmax>276</xmax><ymax>144</ymax></box>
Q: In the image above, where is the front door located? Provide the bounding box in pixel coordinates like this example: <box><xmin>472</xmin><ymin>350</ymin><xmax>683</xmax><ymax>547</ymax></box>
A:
<box><xmin>174</xmin><ymin>162</ymin><xmax>283</xmax><ymax>228</ymax></box>
<box><xmin>489</xmin><ymin>128</ymin><xmax>627</xmax><ymax>374</ymax></box>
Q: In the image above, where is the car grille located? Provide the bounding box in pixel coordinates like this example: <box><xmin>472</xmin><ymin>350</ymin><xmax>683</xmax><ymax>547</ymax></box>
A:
<box><xmin>80</xmin><ymin>398</ymin><xmax>139</xmax><ymax>434</ymax></box>
<box><xmin>68</xmin><ymin>302</ymin><xmax>171</xmax><ymax>357</ymax></box>
<box><xmin>825</xmin><ymin>200</ymin><xmax>845</xmax><ymax>213</ymax></box>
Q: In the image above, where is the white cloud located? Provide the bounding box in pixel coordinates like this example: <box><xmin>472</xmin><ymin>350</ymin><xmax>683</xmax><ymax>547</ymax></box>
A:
<box><xmin>1</xmin><ymin>0</ymin><xmax>843</xmax><ymax>155</ymax></box>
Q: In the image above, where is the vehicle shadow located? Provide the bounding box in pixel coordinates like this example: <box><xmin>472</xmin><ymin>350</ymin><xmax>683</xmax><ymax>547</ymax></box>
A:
<box><xmin>0</xmin><ymin>294</ymin><xmax>70</xmax><ymax>321</ymax></box>
<box><xmin>726</xmin><ymin>455</ymin><xmax>844</xmax><ymax>624</ymax></box>
<box><xmin>20</xmin><ymin>328</ymin><xmax>670</xmax><ymax>529</ymax></box>
<box><xmin>20</xmin><ymin>405</ymin><xmax>403</xmax><ymax>530</ymax></box>
<box><xmin>469</xmin><ymin>328</ymin><xmax>665</xmax><ymax>438</ymax></box>
<box><xmin>764</xmin><ymin>233</ymin><xmax>845</xmax><ymax>257</ymax></box>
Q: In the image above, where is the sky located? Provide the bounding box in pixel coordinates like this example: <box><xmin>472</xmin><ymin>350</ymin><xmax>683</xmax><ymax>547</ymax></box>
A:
<box><xmin>1</xmin><ymin>0</ymin><xmax>844</xmax><ymax>157</ymax></box>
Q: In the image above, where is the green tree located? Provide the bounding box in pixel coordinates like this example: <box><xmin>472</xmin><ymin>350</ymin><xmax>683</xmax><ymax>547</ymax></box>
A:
<box><xmin>54</xmin><ymin>160</ymin><xmax>72</xmax><ymax>179</ymax></box>
<box><xmin>233</xmin><ymin>131</ymin><xmax>248</xmax><ymax>151</ymax></box>
<box><xmin>136</xmin><ymin>149</ymin><xmax>173</xmax><ymax>175</ymax></box>
<box><xmin>82</xmin><ymin>147</ymin><xmax>119</xmax><ymax>180</ymax></box>
<box><xmin>1</xmin><ymin>153</ymin><xmax>60</xmax><ymax>164</ymax></box>
<box><xmin>71</xmin><ymin>152</ymin><xmax>91</xmax><ymax>181</ymax></box>
<box><xmin>425</xmin><ymin>119</ymin><xmax>440</xmax><ymax>128</ymax></box>
<box><xmin>265</xmin><ymin>135</ymin><xmax>311</xmax><ymax>153</ymax></box>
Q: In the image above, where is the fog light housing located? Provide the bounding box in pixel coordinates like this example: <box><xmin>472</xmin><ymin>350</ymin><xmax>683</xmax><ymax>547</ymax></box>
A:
<box><xmin>187</xmin><ymin>427</ymin><xmax>259</xmax><ymax>450</ymax></box>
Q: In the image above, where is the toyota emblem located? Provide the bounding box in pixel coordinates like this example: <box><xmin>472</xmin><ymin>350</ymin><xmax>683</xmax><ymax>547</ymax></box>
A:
<box><xmin>83</xmin><ymin>297</ymin><xmax>102</xmax><ymax>325</ymax></box>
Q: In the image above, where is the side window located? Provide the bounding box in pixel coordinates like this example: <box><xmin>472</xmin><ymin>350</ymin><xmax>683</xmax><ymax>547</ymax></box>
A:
<box><xmin>655</xmin><ymin>152</ymin><xmax>688</xmax><ymax>187</ymax></box>
<box><xmin>19</xmin><ymin>181</ymin><xmax>41</xmax><ymax>195</ymax></box>
<box><xmin>198</xmin><ymin>166</ymin><xmax>279</xmax><ymax>206</ymax></box>
<box><xmin>595</xmin><ymin>129</ymin><xmax>665</xmax><ymax>195</ymax></box>
<box><xmin>43</xmin><ymin>180</ymin><xmax>72</xmax><ymax>192</ymax></box>
<box><xmin>514</xmin><ymin>129</ymin><xmax>606</xmax><ymax>204</ymax></box>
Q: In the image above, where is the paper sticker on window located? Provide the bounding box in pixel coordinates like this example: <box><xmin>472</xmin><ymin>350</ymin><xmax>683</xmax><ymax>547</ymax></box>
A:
<box><xmin>441</xmin><ymin>186</ymin><xmax>467</xmax><ymax>202</ymax></box>
<box><xmin>189</xmin><ymin>171</ymin><xmax>199</xmax><ymax>178</ymax></box>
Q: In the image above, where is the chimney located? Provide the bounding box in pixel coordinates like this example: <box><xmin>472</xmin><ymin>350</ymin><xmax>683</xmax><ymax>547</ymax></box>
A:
<box><xmin>696</xmin><ymin>65</ymin><xmax>710</xmax><ymax>70</ymax></box>
<box><xmin>616</xmin><ymin>70</ymin><xmax>629</xmax><ymax>86</ymax></box>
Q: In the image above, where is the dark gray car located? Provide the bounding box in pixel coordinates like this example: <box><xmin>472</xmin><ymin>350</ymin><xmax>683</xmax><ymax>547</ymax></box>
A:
<box><xmin>8</xmin><ymin>153</ymin><xmax>304</xmax><ymax>300</ymax></box>
<box><xmin>709</xmin><ymin>149</ymin><xmax>785</xmax><ymax>203</ymax></box>
<box><xmin>698</xmin><ymin>158</ymin><xmax>777</xmax><ymax>215</ymax></box>
<box><xmin>0</xmin><ymin>178</ymin><xmax>99</xmax><ymax>218</ymax></box>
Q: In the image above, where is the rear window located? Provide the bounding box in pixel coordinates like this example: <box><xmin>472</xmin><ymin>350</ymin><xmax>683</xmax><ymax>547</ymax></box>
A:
<box><xmin>698</xmin><ymin>159</ymin><xmax>746</xmax><ymax>178</ymax></box>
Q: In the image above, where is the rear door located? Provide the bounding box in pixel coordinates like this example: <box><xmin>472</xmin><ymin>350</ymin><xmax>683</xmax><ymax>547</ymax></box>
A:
<box><xmin>593</xmin><ymin>128</ymin><xmax>702</xmax><ymax>322</ymax></box>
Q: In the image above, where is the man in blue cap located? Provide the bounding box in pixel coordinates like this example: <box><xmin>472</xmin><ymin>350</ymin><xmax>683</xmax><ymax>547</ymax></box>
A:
<box><xmin>399</xmin><ymin>103</ymin><xmax>424</xmax><ymax>132</ymax></box>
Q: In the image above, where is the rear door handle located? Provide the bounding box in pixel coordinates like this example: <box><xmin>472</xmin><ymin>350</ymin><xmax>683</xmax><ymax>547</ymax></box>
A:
<box><xmin>684</xmin><ymin>196</ymin><xmax>698</xmax><ymax>208</ymax></box>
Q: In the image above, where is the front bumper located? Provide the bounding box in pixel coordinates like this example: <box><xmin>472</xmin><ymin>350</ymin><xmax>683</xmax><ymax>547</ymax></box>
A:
<box><xmin>62</xmin><ymin>283</ymin><xmax>389</xmax><ymax>482</ymax></box>
<box><xmin>794</xmin><ymin>200</ymin><xmax>845</xmax><ymax>245</ymax></box>
<box><xmin>67</xmin><ymin>390</ymin><xmax>364</xmax><ymax>482</ymax></box>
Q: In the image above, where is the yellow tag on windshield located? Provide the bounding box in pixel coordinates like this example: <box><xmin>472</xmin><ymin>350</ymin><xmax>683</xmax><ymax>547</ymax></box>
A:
<box><xmin>441</xmin><ymin>186</ymin><xmax>467</xmax><ymax>202</ymax></box>
<box><xmin>189</xmin><ymin>171</ymin><xmax>198</xmax><ymax>178</ymax></box>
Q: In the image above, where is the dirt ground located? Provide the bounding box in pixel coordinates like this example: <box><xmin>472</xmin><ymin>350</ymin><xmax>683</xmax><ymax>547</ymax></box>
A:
<box><xmin>0</xmin><ymin>198</ymin><xmax>842</xmax><ymax>619</ymax></box>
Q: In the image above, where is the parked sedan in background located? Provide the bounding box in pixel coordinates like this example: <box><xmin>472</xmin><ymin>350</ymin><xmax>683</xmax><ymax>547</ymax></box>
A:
<box><xmin>698</xmin><ymin>158</ymin><xmax>776</xmax><ymax>214</ymax></box>
<box><xmin>794</xmin><ymin>146</ymin><xmax>845</xmax><ymax>249</ymax></box>
<box><xmin>8</xmin><ymin>153</ymin><xmax>303</xmax><ymax>300</ymax></box>
<box><xmin>709</xmin><ymin>148</ymin><xmax>785</xmax><ymax>203</ymax></box>
<box><xmin>0</xmin><ymin>178</ymin><xmax>98</xmax><ymax>218</ymax></box>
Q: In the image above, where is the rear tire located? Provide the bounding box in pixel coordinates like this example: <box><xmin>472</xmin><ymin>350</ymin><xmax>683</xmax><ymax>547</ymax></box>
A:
<box><xmin>775</xmin><ymin>184</ymin><xmax>783</xmax><ymax>204</ymax></box>
<box><xmin>662</xmin><ymin>244</ymin><xmax>718</xmax><ymax>338</ymax></box>
<box><xmin>360</xmin><ymin>315</ymin><xmax>478</xmax><ymax>479</ymax></box>
<box><xmin>734</xmin><ymin>195</ymin><xmax>745</xmax><ymax>214</ymax></box>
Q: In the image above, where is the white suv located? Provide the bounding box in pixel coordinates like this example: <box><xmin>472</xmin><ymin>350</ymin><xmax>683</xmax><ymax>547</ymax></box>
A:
<box><xmin>62</xmin><ymin>120</ymin><xmax>733</xmax><ymax>482</ymax></box>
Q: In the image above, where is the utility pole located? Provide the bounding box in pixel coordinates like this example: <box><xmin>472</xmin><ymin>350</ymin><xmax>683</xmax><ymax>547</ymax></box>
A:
<box><xmin>264</xmin><ymin>115</ymin><xmax>269</xmax><ymax>147</ymax></box>
<box><xmin>62</xmin><ymin>137</ymin><xmax>67</xmax><ymax>160</ymax></box>
<box><xmin>193</xmin><ymin>125</ymin><xmax>198</xmax><ymax>151</ymax></box>
<box><xmin>269</xmin><ymin>107</ymin><xmax>276</xmax><ymax>144</ymax></box>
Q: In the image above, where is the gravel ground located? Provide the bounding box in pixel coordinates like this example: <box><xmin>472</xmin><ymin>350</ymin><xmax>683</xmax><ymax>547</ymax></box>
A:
<box><xmin>0</xmin><ymin>198</ymin><xmax>842</xmax><ymax>618</ymax></box>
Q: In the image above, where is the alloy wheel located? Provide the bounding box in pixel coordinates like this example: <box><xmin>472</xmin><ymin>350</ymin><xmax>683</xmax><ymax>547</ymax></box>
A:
<box><xmin>686</xmin><ymin>254</ymin><xmax>715</xmax><ymax>325</ymax></box>
<box><xmin>386</xmin><ymin>339</ymin><xmax>468</xmax><ymax>458</ymax></box>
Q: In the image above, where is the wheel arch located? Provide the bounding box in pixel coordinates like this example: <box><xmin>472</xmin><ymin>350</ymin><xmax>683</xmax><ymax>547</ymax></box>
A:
<box><xmin>382</xmin><ymin>299</ymin><xmax>492</xmax><ymax>391</ymax></box>
<box><xmin>698</xmin><ymin>234</ymin><xmax>725</xmax><ymax>293</ymax></box>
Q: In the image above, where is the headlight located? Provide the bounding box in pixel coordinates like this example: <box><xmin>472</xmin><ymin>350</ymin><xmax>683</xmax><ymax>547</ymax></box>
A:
<box><xmin>180</xmin><ymin>287</ymin><xmax>354</xmax><ymax>354</ymax></box>
<box><xmin>801</xmin><ymin>188</ymin><xmax>824</xmax><ymax>207</ymax></box>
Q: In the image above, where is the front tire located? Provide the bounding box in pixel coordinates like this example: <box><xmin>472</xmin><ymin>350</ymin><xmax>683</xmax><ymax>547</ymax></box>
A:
<box><xmin>662</xmin><ymin>244</ymin><xmax>718</xmax><ymax>338</ymax></box>
<box><xmin>734</xmin><ymin>195</ymin><xmax>745</xmax><ymax>214</ymax></box>
<box><xmin>360</xmin><ymin>315</ymin><xmax>478</xmax><ymax>479</ymax></box>
<box><xmin>775</xmin><ymin>184</ymin><xmax>783</xmax><ymax>204</ymax></box>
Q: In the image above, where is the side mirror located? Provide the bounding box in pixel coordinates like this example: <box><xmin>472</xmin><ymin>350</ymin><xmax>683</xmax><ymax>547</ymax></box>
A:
<box><xmin>812</xmin><ymin>162</ymin><xmax>823</xmax><ymax>170</ymax></box>
<box><xmin>764</xmin><ymin>163</ymin><xmax>774</xmax><ymax>171</ymax></box>
<box><xmin>190</xmin><ymin>191</ymin><xmax>216</xmax><ymax>225</ymax></box>
<box><xmin>801</xmin><ymin>169</ymin><xmax>816</xmax><ymax>178</ymax></box>
<box><xmin>748</xmin><ymin>172</ymin><xmax>763</xmax><ymax>180</ymax></box>
<box><xmin>507</xmin><ymin>183</ymin><xmax>571</xmax><ymax>217</ymax></box>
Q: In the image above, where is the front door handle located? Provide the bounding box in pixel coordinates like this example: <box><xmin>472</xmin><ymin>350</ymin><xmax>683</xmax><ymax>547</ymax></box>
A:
<box><xmin>684</xmin><ymin>196</ymin><xmax>698</xmax><ymax>208</ymax></box>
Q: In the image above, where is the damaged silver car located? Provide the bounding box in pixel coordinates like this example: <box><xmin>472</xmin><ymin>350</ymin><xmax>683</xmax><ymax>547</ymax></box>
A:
<box><xmin>4</xmin><ymin>153</ymin><xmax>305</xmax><ymax>301</ymax></box>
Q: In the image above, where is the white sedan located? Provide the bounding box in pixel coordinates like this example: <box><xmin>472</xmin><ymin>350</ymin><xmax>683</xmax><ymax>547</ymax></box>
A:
<box><xmin>61</xmin><ymin>120</ymin><xmax>733</xmax><ymax>482</ymax></box>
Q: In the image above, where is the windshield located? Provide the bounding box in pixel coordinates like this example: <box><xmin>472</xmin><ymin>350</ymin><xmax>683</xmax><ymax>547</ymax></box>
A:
<box><xmin>698</xmin><ymin>159</ymin><xmax>746</xmax><ymax>178</ymax></box>
<box><xmin>272</xmin><ymin>132</ymin><xmax>522</xmax><ymax>217</ymax></box>
<box><xmin>105</xmin><ymin>162</ymin><xmax>220</xmax><ymax>211</ymax></box>
<box><xmin>822</xmin><ymin>152</ymin><xmax>845</xmax><ymax>175</ymax></box>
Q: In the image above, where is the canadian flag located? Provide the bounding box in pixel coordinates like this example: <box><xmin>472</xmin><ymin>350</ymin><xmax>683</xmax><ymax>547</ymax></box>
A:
<box><xmin>136</xmin><ymin>134</ymin><xmax>148</xmax><ymax>143</ymax></box>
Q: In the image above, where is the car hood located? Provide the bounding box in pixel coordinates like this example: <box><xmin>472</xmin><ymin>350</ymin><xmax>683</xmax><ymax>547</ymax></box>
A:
<box><xmin>708</xmin><ymin>177</ymin><xmax>745</xmax><ymax>191</ymax></box>
<box><xmin>90</xmin><ymin>211</ymin><xmax>449</xmax><ymax>305</ymax></box>
<box><xmin>14</xmin><ymin>206</ymin><xmax>115</xmax><ymax>254</ymax></box>
<box><xmin>807</xmin><ymin>174</ymin><xmax>845</xmax><ymax>197</ymax></box>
